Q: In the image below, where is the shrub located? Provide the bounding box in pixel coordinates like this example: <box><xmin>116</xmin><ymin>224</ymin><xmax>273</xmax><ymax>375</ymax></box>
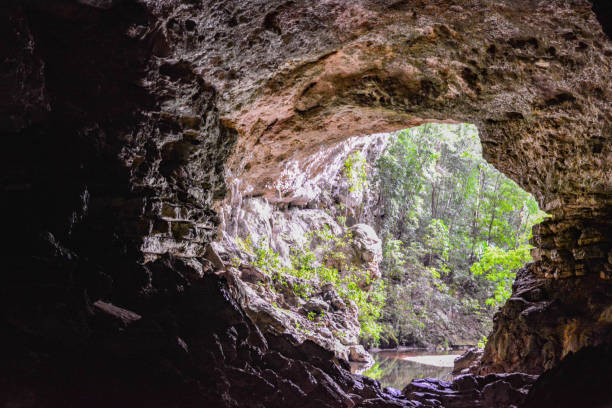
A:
<box><xmin>471</xmin><ymin>243</ymin><xmax>532</xmax><ymax>307</ymax></box>
<box><xmin>344</xmin><ymin>151</ymin><xmax>368</xmax><ymax>195</ymax></box>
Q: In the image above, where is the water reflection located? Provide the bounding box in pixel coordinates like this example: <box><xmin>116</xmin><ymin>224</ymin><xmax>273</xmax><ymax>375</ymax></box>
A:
<box><xmin>351</xmin><ymin>350</ymin><xmax>460</xmax><ymax>390</ymax></box>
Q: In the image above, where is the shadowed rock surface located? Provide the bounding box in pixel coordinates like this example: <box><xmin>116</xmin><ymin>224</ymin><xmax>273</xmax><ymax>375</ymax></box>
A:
<box><xmin>478</xmin><ymin>262</ymin><xmax>612</xmax><ymax>375</ymax></box>
<box><xmin>523</xmin><ymin>343</ymin><xmax>612</xmax><ymax>408</ymax></box>
<box><xmin>1</xmin><ymin>0</ymin><xmax>610</xmax><ymax>407</ymax></box>
<box><xmin>403</xmin><ymin>373</ymin><xmax>538</xmax><ymax>408</ymax></box>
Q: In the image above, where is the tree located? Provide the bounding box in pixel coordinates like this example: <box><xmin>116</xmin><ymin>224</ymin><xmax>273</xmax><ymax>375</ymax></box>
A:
<box><xmin>470</xmin><ymin>244</ymin><xmax>532</xmax><ymax>307</ymax></box>
<box><xmin>374</xmin><ymin>123</ymin><xmax>547</xmax><ymax>347</ymax></box>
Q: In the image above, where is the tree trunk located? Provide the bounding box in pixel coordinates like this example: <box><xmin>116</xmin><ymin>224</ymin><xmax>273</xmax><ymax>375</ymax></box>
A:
<box><xmin>486</xmin><ymin>174</ymin><xmax>502</xmax><ymax>244</ymax></box>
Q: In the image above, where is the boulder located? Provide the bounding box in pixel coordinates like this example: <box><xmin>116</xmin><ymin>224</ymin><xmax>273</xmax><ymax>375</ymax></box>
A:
<box><xmin>403</xmin><ymin>372</ymin><xmax>537</xmax><ymax>408</ymax></box>
<box><xmin>204</xmin><ymin>242</ymin><xmax>225</xmax><ymax>270</ymax></box>
<box><xmin>523</xmin><ymin>343</ymin><xmax>612</xmax><ymax>408</ymax></box>
<box><xmin>321</xmin><ymin>284</ymin><xmax>347</xmax><ymax>310</ymax></box>
<box><xmin>453</xmin><ymin>347</ymin><xmax>483</xmax><ymax>374</ymax></box>
<box><xmin>348</xmin><ymin>345</ymin><xmax>372</xmax><ymax>363</ymax></box>
<box><xmin>240</xmin><ymin>265</ymin><xmax>268</xmax><ymax>284</ymax></box>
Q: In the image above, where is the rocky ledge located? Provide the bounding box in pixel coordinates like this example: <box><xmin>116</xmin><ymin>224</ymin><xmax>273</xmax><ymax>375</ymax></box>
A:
<box><xmin>403</xmin><ymin>373</ymin><xmax>538</xmax><ymax>408</ymax></box>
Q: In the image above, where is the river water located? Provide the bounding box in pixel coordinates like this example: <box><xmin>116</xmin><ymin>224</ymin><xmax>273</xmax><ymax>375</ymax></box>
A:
<box><xmin>350</xmin><ymin>349</ymin><xmax>462</xmax><ymax>390</ymax></box>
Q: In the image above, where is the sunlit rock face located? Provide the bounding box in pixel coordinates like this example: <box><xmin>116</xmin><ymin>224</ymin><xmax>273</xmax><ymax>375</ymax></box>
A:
<box><xmin>214</xmin><ymin>132</ymin><xmax>388</xmax><ymax>365</ymax></box>
<box><xmin>1</xmin><ymin>0</ymin><xmax>610</xmax><ymax>407</ymax></box>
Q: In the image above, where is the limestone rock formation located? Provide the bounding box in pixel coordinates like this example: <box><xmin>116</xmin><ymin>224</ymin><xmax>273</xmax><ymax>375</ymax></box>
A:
<box><xmin>1</xmin><ymin>0</ymin><xmax>611</xmax><ymax>407</ymax></box>
<box><xmin>212</xmin><ymin>184</ymin><xmax>383</xmax><ymax>363</ymax></box>
<box><xmin>212</xmin><ymin>129</ymin><xmax>388</xmax><ymax>364</ymax></box>
<box><xmin>478</xmin><ymin>262</ymin><xmax>612</xmax><ymax>375</ymax></box>
<box><xmin>226</xmin><ymin>263</ymin><xmax>366</xmax><ymax>364</ymax></box>
<box><xmin>325</xmin><ymin>224</ymin><xmax>383</xmax><ymax>286</ymax></box>
<box><xmin>453</xmin><ymin>347</ymin><xmax>484</xmax><ymax>375</ymax></box>
<box><xmin>216</xmin><ymin>0</ymin><xmax>612</xmax><ymax>374</ymax></box>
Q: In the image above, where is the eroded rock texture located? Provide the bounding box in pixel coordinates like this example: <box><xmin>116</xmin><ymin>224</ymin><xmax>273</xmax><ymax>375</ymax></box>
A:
<box><xmin>478</xmin><ymin>214</ymin><xmax>612</xmax><ymax>374</ymax></box>
<box><xmin>478</xmin><ymin>262</ymin><xmax>612</xmax><ymax>374</ymax></box>
<box><xmin>1</xmin><ymin>0</ymin><xmax>611</xmax><ymax>407</ymax></box>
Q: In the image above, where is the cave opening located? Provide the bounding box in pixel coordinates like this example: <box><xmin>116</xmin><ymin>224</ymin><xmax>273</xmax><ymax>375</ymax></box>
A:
<box><xmin>352</xmin><ymin>123</ymin><xmax>548</xmax><ymax>387</ymax></box>
<box><xmin>219</xmin><ymin>122</ymin><xmax>547</xmax><ymax>389</ymax></box>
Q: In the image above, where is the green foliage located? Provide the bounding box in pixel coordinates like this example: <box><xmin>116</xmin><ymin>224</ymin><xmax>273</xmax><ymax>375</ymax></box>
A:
<box><xmin>243</xmin><ymin>230</ymin><xmax>386</xmax><ymax>344</ymax></box>
<box><xmin>424</xmin><ymin>219</ymin><xmax>450</xmax><ymax>262</ymax></box>
<box><xmin>309</xmin><ymin>224</ymin><xmax>335</xmax><ymax>243</ymax></box>
<box><xmin>337</xmin><ymin>274</ymin><xmax>385</xmax><ymax>344</ymax></box>
<box><xmin>362</xmin><ymin>362</ymin><xmax>383</xmax><ymax>381</ymax></box>
<box><xmin>344</xmin><ymin>151</ymin><xmax>368</xmax><ymax>194</ymax></box>
<box><xmin>471</xmin><ymin>243</ymin><xmax>532</xmax><ymax>307</ymax></box>
<box><xmin>382</xmin><ymin>238</ymin><xmax>406</xmax><ymax>278</ymax></box>
<box><xmin>375</xmin><ymin>123</ymin><xmax>547</xmax><ymax>347</ymax></box>
<box><xmin>477</xmin><ymin>335</ymin><xmax>488</xmax><ymax>349</ymax></box>
<box><xmin>254</xmin><ymin>244</ymin><xmax>281</xmax><ymax>274</ymax></box>
<box><xmin>292</xmin><ymin>281</ymin><xmax>314</xmax><ymax>299</ymax></box>
<box><xmin>295</xmin><ymin>321</ymin><xmax>312</xmax><ymax>336</ymax></box>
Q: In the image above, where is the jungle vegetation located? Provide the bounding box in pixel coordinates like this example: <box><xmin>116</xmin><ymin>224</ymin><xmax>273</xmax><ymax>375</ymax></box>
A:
<box><xmin>236</xmin><ymin>124</ymin><xmax>546</xmax><ymax>348</ymax></box>
<box><xmin>373</xmin><ymin>123</ymin><xmax>547</xmax><ymax>347</ymax></box>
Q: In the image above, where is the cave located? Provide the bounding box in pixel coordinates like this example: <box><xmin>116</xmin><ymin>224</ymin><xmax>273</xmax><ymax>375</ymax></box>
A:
<box><xmin>1</xmin><ymin>1</ymin><xmax>611</xmax><ymax>407</ymax></box>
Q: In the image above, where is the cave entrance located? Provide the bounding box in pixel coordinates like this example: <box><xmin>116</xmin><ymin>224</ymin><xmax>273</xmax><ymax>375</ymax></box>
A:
<box><xmin>350</xmin><ymin>123</ymin><xmax>547</xmax><ymax>386</ymax></box>
<box><xmin>222</xmin><ymin>121</ymin><xmax>546</xmax><ymax>387</ymax></box>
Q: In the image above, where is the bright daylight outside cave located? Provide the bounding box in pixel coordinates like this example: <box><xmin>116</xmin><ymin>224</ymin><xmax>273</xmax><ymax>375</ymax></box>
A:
<box><xmin>220</xmin><ymin>123</ymin><xmax>548</xmax><ymax>389</ymax></box>
<box><xmin>2</xmin><ymin>1</ymin><xmax>611</xmax><ymax>408</ymax></box>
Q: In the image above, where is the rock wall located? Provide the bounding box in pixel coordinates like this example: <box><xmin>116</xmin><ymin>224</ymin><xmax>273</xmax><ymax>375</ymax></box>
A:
<box><xmin>0</xmin><ymin>3</ymin><xmax>394</xmax><ymax>405</ymax></box>
<box><xmin>213</xmin><ymin>132</ymin><xmax>389</xmax><ymax>363</ymax></box>
<box><xmin>523</xmin><ymin>343</ymin><xmax>612</xmax><ymax>408</ymax></box>
<box><xmin>478</xmin><ymin>215</ymin><xmax>612</xmax><ymax>374</ymax></box>
<box><xmin>1</xmin><ymin>0</ymin><xmax>611</xmax><ymax>406</ymax></box>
